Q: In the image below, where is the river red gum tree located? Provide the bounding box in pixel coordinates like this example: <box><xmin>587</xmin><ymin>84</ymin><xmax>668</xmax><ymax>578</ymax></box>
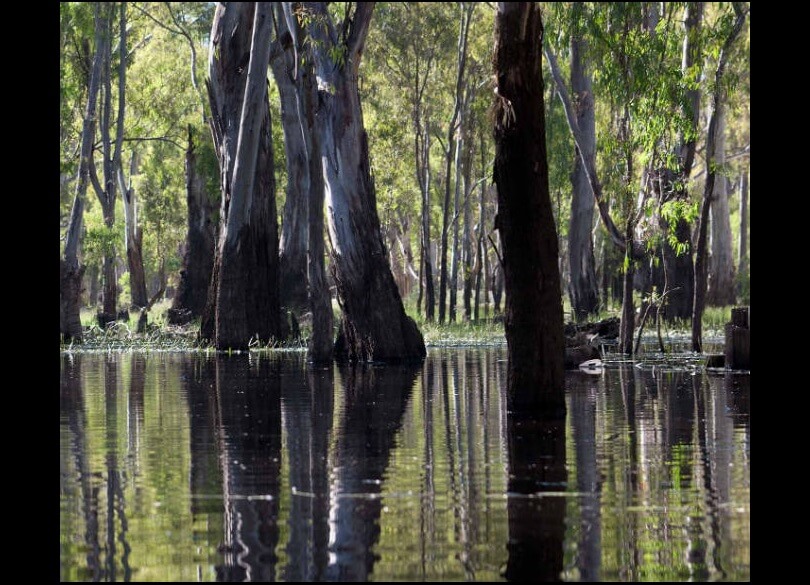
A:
<box><xmin>300</xmin><ymin>1</ymin><xmax>425</xmax><ymax>362</ymax></box>
<box><xmin>204</xmin><ymin>2</ymin><xmax>282</xmax><ymax>350</ymax></box>
<box><xmin>493</xmin><ymin>2</ymin><xmax>565</xmax><ymax>415</ymax></box>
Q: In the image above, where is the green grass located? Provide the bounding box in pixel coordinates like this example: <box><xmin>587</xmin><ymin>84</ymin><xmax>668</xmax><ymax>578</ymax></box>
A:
<box><xmin>64</xmin><ymin>298</ymin><xmax>744</xmax><ymax>352</ymax></box>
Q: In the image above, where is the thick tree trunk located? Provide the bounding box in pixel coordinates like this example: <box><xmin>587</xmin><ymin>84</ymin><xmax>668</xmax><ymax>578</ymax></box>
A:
<box><xmin>206</xmin><ymin>2</ymin><xmax>282</xmax><ymax>349</ymax></box>
<box><xmin>693</xmin><ymin>4</ymin><xmax>746</xmax><ymax>352</ymax></box>
<box><xmin>297</xmin><ymin>28</ymin><xmax>334</xmax><ymax>363</ymax></box>
<box><xmin>169</xmin><ymin>127</ymin><xmax>217</xmax><ymax>322</ymax></box>
<box><xmin>706</xmin><ymin>106</ymin><xmax>736</xmax><ymax>306</ymax></box>
<box><xmin>61</xmin><ymin>2</ymin><xmax>106</xmax><ymax>342</ymax></box>
<box><xmin>303</xmin><ymin>1</ymin><xmax>424</xmax><ymax>362</ymax></box>
<box><xmin>273</xmin><ymin>45</ymin><xmax>310</xmax><ymax>313</ymax></box>
<box><xmin>494</xmin><ymin>2</ymin><xmax>565</xmax><ymax>415</ymax></box>
<box><xmin>568</xmin><ymin>18</ymin><xmax>600</xmax><ymax>320</ymax></box>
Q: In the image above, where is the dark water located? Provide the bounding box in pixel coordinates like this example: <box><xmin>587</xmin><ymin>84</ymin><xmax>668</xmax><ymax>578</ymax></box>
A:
<box><xmin>60</xmin><ymin>348</ymin><xmax>749</xmax><ymax>581</ymax></box>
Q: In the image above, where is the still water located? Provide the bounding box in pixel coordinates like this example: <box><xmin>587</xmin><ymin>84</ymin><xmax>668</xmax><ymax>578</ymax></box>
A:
<box><xmin>60</xmin><ymin>348</ymin><xmax>749</xmax><ymax>581</ymax></box>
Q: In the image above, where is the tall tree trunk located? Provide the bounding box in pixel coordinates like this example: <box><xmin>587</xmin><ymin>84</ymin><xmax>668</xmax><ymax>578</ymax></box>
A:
<box><xmin>706</xmin><ymin>106</ymin><xmax>735</xmax><ymax>306</ymax></box>
<box><xmin>737</xmin><ymin>170</ymin><xmax>748</xmax><ymax>284</ymax></box>
<box><xmin>419</xmin><ymin>116</ymin><xmax>435</xmax><ymax>321</ymax></box>
<box><xmin>462</xmin><ymin>134</ymin><xmax>473</xmax><ymax>321</ymax></box>
<box><xmin>568</xmin><ymin>10</ymin><xmax>600</xmax><ymax>320</ymax></box>
<box><xmin>205</xmin><ymin>2</ymin><xmax>282</xmax><ymax>349</ymax></box>
<box><xmin>493</xmin><ymin>2</ymin><xmax>565</xmax><ymax>415</ymax></box>
<box><xmin>438</xmin><ymin>3</ymin><xmax>474</xmax><ymax>324</ymax></box>
<box><xmin>302</xmin><ymin>2</ymin><xmax>424</xmax><ymax>362</ymax></box>
<box><xmin>273</xmin><ymin>40</ymin><xmax>310</xmax><ymax>313</ymax></box>
<box><xmin>296</xmin><ymin>18</ymin><xmax>334</xmax><ymax>363</ymax></box>
<box><xmin>692</xmin><ymin>3</ymin><xmax>747</xmax><ymax>352</ymax></box>
<box><xmin>449</xmin><ymin>134</ymin><xmax>463</xmax><ymax>323</ymax></box>
<box><xmin>169</xmin><ymin>126</ymin><xmax>217</xmax><ymax>321</ymax></box>
<box><xmin>62</xmin><ymin>1</ymin><xmax>106</xmax><ymax>342</ymax></box>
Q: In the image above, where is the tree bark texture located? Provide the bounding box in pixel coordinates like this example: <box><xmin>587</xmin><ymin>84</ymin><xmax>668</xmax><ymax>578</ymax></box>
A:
<box><xmin>303</xmin><ymin>1</ymin><xmax>425</xmax><ymax>362</ymax></box>
<box><xmin>706</xmin><ymin>106</ymin><xmax>736</xmax><ymax>306</ymax></box>
<box><xmin>170</xmin><ymin>127</ymin><xmax>217</xmax><ymax>321</ymax></box>
<box><xmin>205</xmin><ymin>2</ymin><xmax>282</xmax><ymax>350</ymax></box>
<box><xmin>493</xmin><ymin>2</ymin><xmax>565</xmax><ymax>415</ymax></box>
<box><xmin>568</xmin><ymin>16</ymin><xmax>600</xmax><ymax>320</ymax></box>
<box><xmin>272</xmin><ymin>35</ymin><xmax>310</xmax><ymax>313</ymax></box>
<box><xmin>61</xmin><ymin>2</ymin><xmax>107</xmax><ymax>342</ymax></box>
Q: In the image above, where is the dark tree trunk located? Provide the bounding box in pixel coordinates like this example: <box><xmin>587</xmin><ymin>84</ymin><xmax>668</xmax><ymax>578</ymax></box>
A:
<box><xmin>493</xmin><ymin>2</ymin><xmax>565</xmax><ymax>415</ymax></box>
<box><xmin>205</xmin><ymin>2</ymin><xmax>282</xmax><ymax>350</ymax></box>
<box><xmin>568</xmin><ymin>5</ymin><xmax>600</xmax><ymax>320</ymax></box>
<box><xmin>737</xmin><ymin>170</ymin><xmax>748</xmax><ymax>290</ymax></box>
<box><xmin>169</xmin><ymin>127</ymin><xmax>217</xmax><ymax>322</ymax></box>
<box><xmin>302</xmin><ymin>2</ymin><xmax>424</xmax><ymax>362</ymax></box>
<box><xmin>273</xmin><ymin>40</ymin><xmax>310</xmax><ymax>313</ymax></box>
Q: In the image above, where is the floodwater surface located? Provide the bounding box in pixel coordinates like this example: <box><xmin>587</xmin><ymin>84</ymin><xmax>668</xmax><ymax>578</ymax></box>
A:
<box><xmin>60</xmin><ymin>348</ymin><xmax>749</xmax><ymax>581</ymax></box>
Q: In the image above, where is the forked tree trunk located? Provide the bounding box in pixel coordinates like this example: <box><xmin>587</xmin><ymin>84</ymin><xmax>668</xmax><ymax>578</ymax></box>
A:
<box><xmin>568</xmin><ymin>12</ymin><xmax>600</xmax><ymax>320</ymax></box>
<box><xmin>301</xmin><ymin>1</ymin><xmax>424</xmax><ymax>362</ymax></box>
<box><xmin>493</xmin><ymin>2</ymin><xmax>565</xmax><ymax>415</ymax></box>
<box><xmin>204</xmin><ymin>2</ymin><xmax>282</xmax><ymax>349</ymax></box>
<box><xmin>169</xmin><ymin>126</ymin><xmax>217</xmax><ymax>321</ymax></box>
<box><xmin>706</xmin><ymin>106</ymin><xmax>736</xmax><ymax>306</ymax></box>
<box><xmin>61</xmin><ymin>2</ymin><xmax>106</xmax><ymax>342</ymax></box>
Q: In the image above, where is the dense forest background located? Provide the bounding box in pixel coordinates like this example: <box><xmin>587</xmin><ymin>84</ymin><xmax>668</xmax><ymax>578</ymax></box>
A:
<box><xmin>59</xmin><ymin>2</ymin><xmax>750</xmax><ymax>347</ymax></box>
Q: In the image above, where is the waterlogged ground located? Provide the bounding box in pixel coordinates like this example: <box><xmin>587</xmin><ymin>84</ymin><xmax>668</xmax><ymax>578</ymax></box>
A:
<box><xmin>60</xmin><ymin>348</ymin><xmax>749</xmax><ymax>581</ymax></box>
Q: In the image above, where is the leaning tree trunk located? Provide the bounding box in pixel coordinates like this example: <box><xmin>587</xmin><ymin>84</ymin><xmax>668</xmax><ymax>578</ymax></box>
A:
<box><xmin>272</xmin><ymin>42</ymin><xmax>310</xmax><ymax>313</ymax></box>
<box><xmin>61</xmin><ymin>1</ymin><xmax>106</xmax><ymax>342</ymax></box>
<box><xmin>169</xmin><ymin>126</ymin><xmax>217</xmax><ymax>322</ymax></box>
<box><xmin>205</xmin><ymin>2</ymin><xmax>282</xmax><ymax>350</ymax></box>
<box><xmin>706</xmin><ymin>106</ymin><xmax>736</xmax><ymax>306</ymax></box>
<box><xmin>692</xmin><ymin>3</ymin><xmax>746</xmax><ymax>352</ymax></box>
<box><xmin>493</xmin><ymin>2</ymin><xmax>565</xmax><ymax>415</ymax></box>
<box><xmin>301</xmin><ymin>1</ymin><xmax>425</xmax><ymax>362</ymax></box>
<box><xmin>568</xmin><ymin>15</ymin><xmax>600</xmax><ymax>320</ymax></box>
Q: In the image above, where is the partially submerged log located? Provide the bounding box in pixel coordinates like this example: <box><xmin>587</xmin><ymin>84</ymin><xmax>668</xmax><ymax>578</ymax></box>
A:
<box><xmin>564</xmin><ymin>316</ymin><xmax>619</xmax><ymax>340</ymax></box>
